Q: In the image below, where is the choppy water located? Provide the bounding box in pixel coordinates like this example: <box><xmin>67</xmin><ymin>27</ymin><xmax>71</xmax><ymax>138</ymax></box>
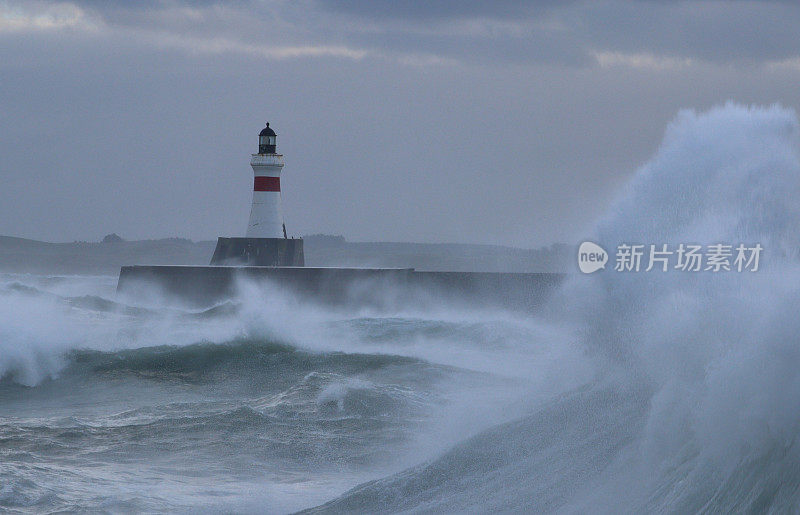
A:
<box><xmin>3</xmin><ymin>103</ymin><xmax>800</xmax><ymax>513</ymax></box>
<box><xmin>0</xmin><ymin>273</ymin><xmax>569</xmax><ymax>513</ymax></box>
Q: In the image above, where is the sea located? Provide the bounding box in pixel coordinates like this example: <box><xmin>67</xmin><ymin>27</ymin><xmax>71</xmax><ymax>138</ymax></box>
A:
<box><xmin>2</xmin><ymin>102</ymin><xmax>800</xmax><ymax>513</ymax></box>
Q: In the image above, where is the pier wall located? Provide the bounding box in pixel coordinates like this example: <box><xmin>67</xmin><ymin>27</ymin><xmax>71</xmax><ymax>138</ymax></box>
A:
<box><xmin>117</xmin><ymin>266</ymin><xmax>565</xmax><ymax>312</ymax></box>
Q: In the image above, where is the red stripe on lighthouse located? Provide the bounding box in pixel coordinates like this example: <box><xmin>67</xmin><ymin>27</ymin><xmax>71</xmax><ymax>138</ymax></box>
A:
<box><xmin>254</xmin><ymin>176</ymin><xmax>280</xmax><ymax>191</ymax></box>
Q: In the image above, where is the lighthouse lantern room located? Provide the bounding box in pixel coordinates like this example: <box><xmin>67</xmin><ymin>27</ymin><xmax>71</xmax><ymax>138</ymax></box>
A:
<box><xmin>258</xmin><ymin>123</ymin><xmax>277</xmax><ymax>154</ymax></box>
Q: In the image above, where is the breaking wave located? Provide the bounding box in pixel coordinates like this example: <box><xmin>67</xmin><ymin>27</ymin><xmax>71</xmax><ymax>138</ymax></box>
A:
<box><xmin>308</xmin><ymin>103</ymin><xmax>800</xmax><ymax>513</ymax></box>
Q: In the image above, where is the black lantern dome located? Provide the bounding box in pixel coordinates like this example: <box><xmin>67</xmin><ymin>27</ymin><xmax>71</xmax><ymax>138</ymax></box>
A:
<box><xmin>258</xmin><ymin>123</ymin><xmax>277</xmax><ymax>154</ymax></box>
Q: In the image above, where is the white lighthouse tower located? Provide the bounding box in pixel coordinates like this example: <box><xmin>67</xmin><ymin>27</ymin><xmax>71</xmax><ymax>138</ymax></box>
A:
<box><xmin>209</xmin><ymin>122</ymin><xmax>304</xmax><ymax>266</ymax></box>
<box><xmin>247</xmin><ymin>123</ymin><xmax>286</xmax><ymax>238</ymax></box>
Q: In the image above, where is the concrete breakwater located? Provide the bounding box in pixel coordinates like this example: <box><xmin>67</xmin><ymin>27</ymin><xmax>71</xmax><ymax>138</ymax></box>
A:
<box><xmin>117</xmin><ymin>266</ymin><xmax>565</xmax><ymax>311</ymax></box>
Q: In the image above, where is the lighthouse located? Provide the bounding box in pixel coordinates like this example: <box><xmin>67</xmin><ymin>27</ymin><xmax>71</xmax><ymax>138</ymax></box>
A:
<box><xmin>247</xmin><ymin>123</ymin><xmax>287</xmax><ymax>238</ymax></box>
<box><xmin>209</xmin><ymin>123</ymin><xmax>304</xmax><ymax>266</ymax></box>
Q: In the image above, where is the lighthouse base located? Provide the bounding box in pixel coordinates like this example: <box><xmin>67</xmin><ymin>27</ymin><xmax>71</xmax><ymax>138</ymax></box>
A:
<box><xmin>209</xmin><ymin>237</ymin><xmax>304</xmax><ymax>267</ymax></box>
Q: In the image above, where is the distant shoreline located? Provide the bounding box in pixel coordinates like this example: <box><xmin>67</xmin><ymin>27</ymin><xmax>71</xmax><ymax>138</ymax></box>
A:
<box><xmin>0</xmin><ymin>234</ymin><xmax>571</xmax><ymax>275</ymax></box>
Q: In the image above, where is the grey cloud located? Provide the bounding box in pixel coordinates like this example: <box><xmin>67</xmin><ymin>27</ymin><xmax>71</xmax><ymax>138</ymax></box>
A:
<box><xmin>311</xmin><ymin>0</ymin><xmax>569</xmax><ymax>21</ymax></box>
<box><xmin>312</xmin><ymin>0</ymin><xmax>800</xmax><ymax>67</ymax></box>
<box><xmin>575</xmin><ymin>1</ymin><xmax>800</xmax><ymax>64</ymax></box>
<box><xmin>22</xmin><ymin>0</ymin><xmax>800</xmax><ymax>68</ymax></box>
<box><xmin>116</xmin><ymin>1</ymin><xmax>800</xmax><ymax>66</ymax></box>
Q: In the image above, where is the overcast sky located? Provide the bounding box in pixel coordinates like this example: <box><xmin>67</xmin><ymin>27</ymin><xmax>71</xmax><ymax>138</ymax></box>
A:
<box><xmin>2</xmin><ymin>0</ymin><xmax>800</xmax><ymax>246</ymax></box>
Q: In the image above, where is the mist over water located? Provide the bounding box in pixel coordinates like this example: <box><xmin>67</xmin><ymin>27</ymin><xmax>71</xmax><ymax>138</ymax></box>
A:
<box><xmin>2</xmin><ymin>103</ymin><xmax>800</xmax><ymax>512</ymax></box>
